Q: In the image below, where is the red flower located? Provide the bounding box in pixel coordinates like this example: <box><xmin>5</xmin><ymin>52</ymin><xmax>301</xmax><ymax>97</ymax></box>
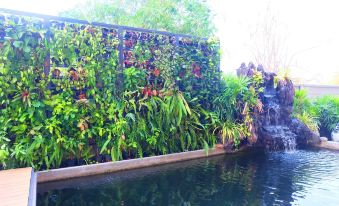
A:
<box><xmin>124</xmin><ymin>40</ymin><xmax>133</xmax><ymax>47</ymax></box>
<box><xmin>70</xmin><ymin>70</ymin><xmax>79</xmax><ymax>81</ymax></box>
<box><xmin>152</xmin><ymin>90</ymin><xmax>158</xmax><ymax>96</ymax></box>
<box><xmin>124</xmin><ymin>60</ymin><xmax>133</xmax><ymax>67</ymax></box>
<box><xmin>78</xmin><ymin>92</ymin><xmax>86</xmax><ymax>100</ymax></box>
<box><xmin>21</xmin><ymin>90</ymin><xmax>29</xmax><ymax>98</ymax></box>
<box><xmin>147</xmin><ymin>89</ymin><xmax>152</xmax><ymax>97</ymax></box>
<box><xmin>192</xmin><ymin>64</ymin><xmax>202</xmax><ymax>78</ymax></box>
<box><xmin>154</xmin><ymin>68</ymin><xmax>160</xmax><ymax>77</ymax></box>
<box><xmin>142</xmin><ymin>87</ymin><xmax>148</xmax><ymax>96</ymax></box>
<box><xmin>142</xmin><ymin>86</ymin><xmax>154</xmax><ymax>97</ymax></box>
<box><xmin>21</xmin><ymin>90</ymin><xmax>30</xmax><ymax>103</ymax></box>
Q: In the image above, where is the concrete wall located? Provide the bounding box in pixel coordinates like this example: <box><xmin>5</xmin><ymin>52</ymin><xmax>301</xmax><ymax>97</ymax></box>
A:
<box><xmin>294</xmin><ymin>84</ymin><xmax>339</xmax><ymax>98</ymax></box>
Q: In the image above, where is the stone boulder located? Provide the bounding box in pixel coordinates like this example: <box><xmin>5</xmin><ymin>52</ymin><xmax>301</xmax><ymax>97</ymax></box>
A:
<box><xmin>289</xmin><ymin>118</ymin><xmax>320</xmax><ymax>145</ymax></box>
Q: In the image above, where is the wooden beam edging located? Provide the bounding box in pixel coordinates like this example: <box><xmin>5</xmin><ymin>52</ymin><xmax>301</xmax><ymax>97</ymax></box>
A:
<box><xmin>37</xmin><ymin>148</ymin><xmax>227</xmax><ymax>183</ymax></box>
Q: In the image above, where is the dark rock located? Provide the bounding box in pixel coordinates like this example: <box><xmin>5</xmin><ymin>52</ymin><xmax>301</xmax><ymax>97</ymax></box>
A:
<box><xmin>263</xmin><ymin>72</ymin><xmax>276</xmax><ymax>92</ymax></box>
<box><xmin>236</xmin><ymin>63</ymin><xmax>248</xmax><ymax>76</ymax></box>
<box><xmin>237</xmin><ymin>63</ymin><xmax>320</xmax><ymax>150</ymax></box>
<box><xmin>277</xmin><ymin>78</ymin><xmax>294</xmax><ymax>107</ymax></box>
<box><xmin>257</xmin><ymin>126</ymin><xmax>297</xmax><ymax>150</ymax></box>
<box><xmin>257</xmin><ymin>64</ymin><xmax>264</xmax><ymax>72</ymax></box>
<box><xmin>289</xmin><ymin>118</ymin><xmax>320</xmax><ymax>145</ymax></box>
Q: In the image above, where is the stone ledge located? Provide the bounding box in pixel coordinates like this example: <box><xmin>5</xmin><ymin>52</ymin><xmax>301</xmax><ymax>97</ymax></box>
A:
<box><xmin>37</xmin><ymin>148</ymin><xmax>227</xmax><ymax>183</ymax></box>
<box><xmin>314</xmin><ymin>141</ymin><xmax>339</xmax><ymax>151</ymax></box>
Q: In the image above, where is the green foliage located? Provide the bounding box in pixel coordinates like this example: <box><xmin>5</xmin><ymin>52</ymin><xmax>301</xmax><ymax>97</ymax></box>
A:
<box><xmin>59</xmin><ymin>0</ymin><xmax>215</xmax><ymax>37</ymax></box>
<box><xmin>0</xmin><ymin>14</ymin><xmax>221</xmax><ymax>170</ymax></box>
<box><xmin>292</xmin><ymin>89</ymin><xmax>319</xmax><ymax>132</ymax></box>
<box><xmin>293</xmin><ymin>90</ymin><xmax>338</xmax><ymax>134</ymax></box>
<box><xmin>123</xmin><ymin>67</ymin><xmax>146</xmax><ymax>91</ymax></box>
<box><xmin>293</xmin><ymin>89</ymin><xmax>312</xmax><ymax>115</ymax></box>
<box><xmin>295</xmin><ymin>112</ymin><xmax>319</xmax><ymax>133</ymax></box>
<box><xmin>212</xmin><ymin>74</ymin><xmax>262</xmax><ymax>146</ymax></box>
<box><xmin>312</xmin><ymin>95</ymin><xmax>339</xmax><ymax>132</ymax></box>
<box><xmin>214</xmin><ymin>75</ymin><xmax>252</xmax><ymax>121</ymax></box>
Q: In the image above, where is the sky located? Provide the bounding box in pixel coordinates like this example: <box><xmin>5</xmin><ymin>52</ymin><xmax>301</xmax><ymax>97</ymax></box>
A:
<box><xmin>1</xmin><ymin>0</ymin><xmax>338</xmax><ymax>85</ymax></box>
<box><xmin>209</xmin><ymin>0</ymin><xmax>339</xmax><ymax>84</ymax></box>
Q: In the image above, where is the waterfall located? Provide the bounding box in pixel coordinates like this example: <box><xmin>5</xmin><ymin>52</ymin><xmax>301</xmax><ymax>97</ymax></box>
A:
<box><xmin>260</xmin><ymin>86</ymin><xmax>297</xmax><ymax>151</ymax></box>
<box><xmin>262</xmin><ymin>126</ymin><xmax>297</xmax><ymax>151</ymax></box>
<box><xmin>237</xmin><ymin>63</ymin><xmax>320</xmax><ymax>150</ymax></box>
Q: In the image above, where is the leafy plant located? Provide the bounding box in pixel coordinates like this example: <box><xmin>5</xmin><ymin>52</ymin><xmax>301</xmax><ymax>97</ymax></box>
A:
<box><xmin>293</xmin><ymin>89</ymin><xmax>312</xmax><ymax>115</ymax></box>
<box><xmin>293</xmin><ymin>90</ymin><xmax>338</xmax><ymax>135</ymax></box>
<box><xmin>0</xmin><ymin>13</ymin><xmax>222</xmax><ymax>171</ymax></box>
<box><xmin>295</xmin><ymin>112</ymin><xmax>319</xmax><ymax>133</ymax></box>
<box><xmin>312</xmin><ymin>95</ymin><xmax>339</xmax><ymax>132</ymax></box>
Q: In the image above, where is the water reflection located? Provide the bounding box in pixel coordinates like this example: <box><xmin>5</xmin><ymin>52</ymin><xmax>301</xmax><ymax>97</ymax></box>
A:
<box><xmin>38</xmin><ymin>148</ymin><xmax>339</xmax><ymax>206</ymax></box>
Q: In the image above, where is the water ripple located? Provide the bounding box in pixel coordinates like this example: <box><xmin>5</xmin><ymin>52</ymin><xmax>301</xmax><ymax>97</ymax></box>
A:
<box><xmin>38</xmin><ymin>148</ymin><xmax>339</xmax><ymax>206</ymax></box>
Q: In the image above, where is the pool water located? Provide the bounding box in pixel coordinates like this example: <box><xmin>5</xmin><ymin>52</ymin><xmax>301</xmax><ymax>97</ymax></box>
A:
<box><xmin>37</xmin><ymin>148</ymin><xmax>339</xmax><ymax>206</ymax></box>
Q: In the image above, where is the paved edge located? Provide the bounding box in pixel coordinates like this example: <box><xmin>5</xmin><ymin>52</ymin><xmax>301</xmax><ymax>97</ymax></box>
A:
<box><xmin>314</xmin><ymin>140</ymin><xmax>339</xmax><ymax>151</ymax></box>
<box><xmin>37</xmin><ymin>148</ymin><xmax>227</xmax><ymax>183</ymax></box>
<box><xmin>0</xmin><ymin>167</ymin><xmax>33</xmax><ymax>206</ymax></box>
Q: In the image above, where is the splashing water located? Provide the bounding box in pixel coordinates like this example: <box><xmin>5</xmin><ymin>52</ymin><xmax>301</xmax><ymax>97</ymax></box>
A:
<box><xmin>282</xmin><ymin>134</ymin><xmax>297</xmax><ymax>151</ymax></box>
<box><xmin>262</xmin><ymin>126</ymin><xmax>297</xmax><ymax>151</ymax></box>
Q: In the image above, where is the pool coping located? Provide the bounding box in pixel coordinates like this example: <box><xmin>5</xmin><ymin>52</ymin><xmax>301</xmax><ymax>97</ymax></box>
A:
<box><xmin>37</xmin><ymin>147</ymin><xmax>230</xmax><ymax>183</ymax></box>
<box><xmin>314</xmin><ymin>140</ymin><xmax>339</xmax><ymax>151</ymax></box>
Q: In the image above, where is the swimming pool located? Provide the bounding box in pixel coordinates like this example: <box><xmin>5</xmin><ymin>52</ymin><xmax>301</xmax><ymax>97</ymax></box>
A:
<box><xmin>37</xmin><ymin>148</ymin><xmax>339</xmax><ymax>206</ymax></box>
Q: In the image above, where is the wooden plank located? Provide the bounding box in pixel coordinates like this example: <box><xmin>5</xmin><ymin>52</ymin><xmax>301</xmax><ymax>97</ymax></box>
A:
<box><xmin>0</xmin><ymin>167</ymin><xmax>33</xmax><ymax>206</ymax></box>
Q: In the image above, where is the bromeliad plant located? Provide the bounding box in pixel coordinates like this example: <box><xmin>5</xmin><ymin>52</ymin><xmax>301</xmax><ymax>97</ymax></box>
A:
<box><xmin>0</xmin><ymin>14</ymin><xmax>260</xmax><ymax>171</ymax></box>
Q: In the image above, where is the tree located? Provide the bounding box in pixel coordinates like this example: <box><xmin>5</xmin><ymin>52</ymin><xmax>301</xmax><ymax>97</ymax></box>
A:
<box><xmin>59</xmin><ymin>0</ymin><xmax>214</xmax><ymax>37</ymax></box>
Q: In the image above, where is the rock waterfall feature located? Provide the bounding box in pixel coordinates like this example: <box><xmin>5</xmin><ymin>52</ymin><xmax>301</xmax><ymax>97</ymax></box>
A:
<box><xmin>237</xmin><ymin>63</ymin><xmax>320</xmax><ymax>150</ymax></box>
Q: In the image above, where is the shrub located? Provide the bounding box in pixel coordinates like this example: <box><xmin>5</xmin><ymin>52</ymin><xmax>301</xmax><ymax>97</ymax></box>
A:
<box><xmin>294</xmin><ymin>112</ymin><xmax>319</xmax><ymax>133</ymax></box>
<box><xmin>312</xmin><ymin>95</ymin><xmax>339</xmax><ymax>133</ymax></box>
<box><xmin>293</xmin><ymin>90</ymin><xmax>339</xmax><ymax>135</ymax></box>
<box><xmin>213</xmin><ymin>74</ymin><xmax>262</xmax><ymax>146</ymax></box>
<box><xmin>293</xmin><ymin>89</ymin><xmax>312</xmax><ymax>115</ymax></box>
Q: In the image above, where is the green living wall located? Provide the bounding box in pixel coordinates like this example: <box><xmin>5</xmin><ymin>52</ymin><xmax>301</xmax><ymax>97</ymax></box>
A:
<box><xmin>0</xmin><ymin>13</ymin><xmax>261</xmax><ymax>171</ymax></box>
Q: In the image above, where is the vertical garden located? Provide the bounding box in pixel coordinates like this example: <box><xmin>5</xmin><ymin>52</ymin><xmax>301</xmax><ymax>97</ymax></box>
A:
<box><xmin>0</xmin><ymin>11</ymin><xmax>262</xmax><ymax>170</ymax></box>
